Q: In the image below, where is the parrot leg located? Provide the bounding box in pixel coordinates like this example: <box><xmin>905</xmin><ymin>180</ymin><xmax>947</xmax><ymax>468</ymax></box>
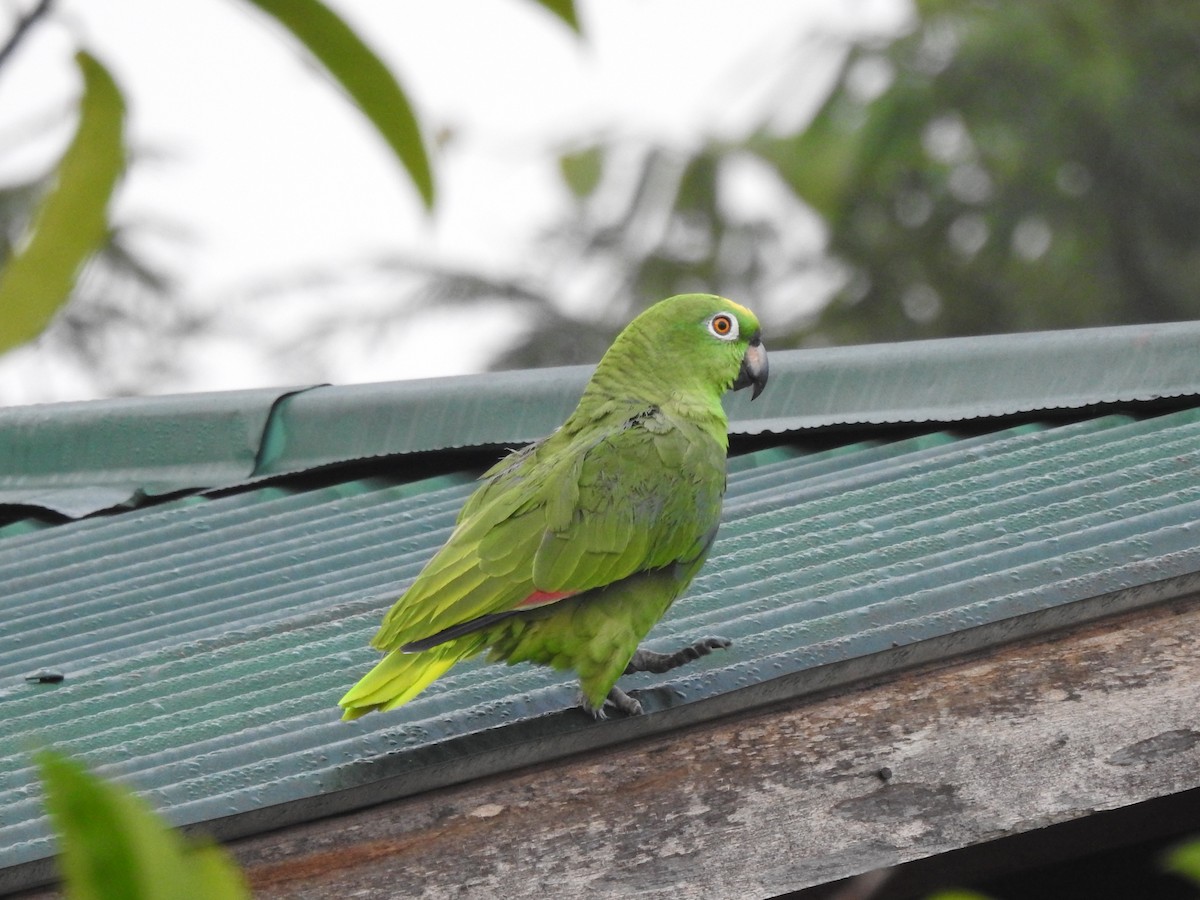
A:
<box><xmin>580</xmin><ymin>686</ymin><xmax>643</xmax><ymax>719</ymax></box>
<box><xmin>624</xmin><ymin>636</ymin><xmax>731</xmax><ymax>674</ymax></box>
<box><xmin>580</xmin><ymin>637</ymin><xmax>731</xmax><ymax>719</ymax></box>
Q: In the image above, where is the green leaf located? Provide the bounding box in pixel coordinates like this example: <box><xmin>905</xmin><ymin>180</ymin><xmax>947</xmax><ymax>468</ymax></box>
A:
<box><xmin>0</xmin><ymin>51</ymin><xmax>125</xmax><ymax>354</ymax></box>
<box><xmin>531</xmin><ymin>0</ymin><xmax>582</xmax><ymax>34</ymax></box>
<box><xmin>1163</xmin><ymin>837</ymin><xmax>1200</xmax><ymax>886</ymax></box>
<box><xmin>559</xmin><ymin>145</ymin><xmax>603</xmax><ymax>198</ymax></box>
<box><xmin>183</xmin><ymin>842</ymin><xmax>253</xmax><ymax>898</ymax></box>
<box><xmin>38</xmin><ymin>750</ymin><xmax>250</xmax><ymax>900</ymax></box>
<box><xmin>245</xmin><ymin>0</ymin><xmax>435</xmax><ymax>209</ymax></box>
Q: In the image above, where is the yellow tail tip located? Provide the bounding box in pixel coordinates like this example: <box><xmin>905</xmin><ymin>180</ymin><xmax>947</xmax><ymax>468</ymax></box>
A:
<box><xmin>337</xmin><ymin>643</ymin><xmax>471</xmax><ymax>721</ymax></box>
<box><xmin>340</xmin><ymin>703</ymin><xmax>374</xmax><ymax>721</ymax></box>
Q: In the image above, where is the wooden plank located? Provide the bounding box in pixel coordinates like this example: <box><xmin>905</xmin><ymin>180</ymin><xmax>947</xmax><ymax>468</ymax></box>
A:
<box><xmin>231</xmin><ymin>596</ymin><xmax>1200</xmax><ymax>896</ymax></box>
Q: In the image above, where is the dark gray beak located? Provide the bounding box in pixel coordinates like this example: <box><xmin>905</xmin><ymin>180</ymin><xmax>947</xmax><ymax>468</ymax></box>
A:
<box><xmin>732</xmin><ymin>331</ymin><xmax>768</xmax><ymax>400</ymax></box>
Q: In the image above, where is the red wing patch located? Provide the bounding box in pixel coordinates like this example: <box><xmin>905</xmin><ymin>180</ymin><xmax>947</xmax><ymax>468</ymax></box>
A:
<box><xmin>518</xmin><ymin>589</ymin><xmax>579</xmax><ymax>608</ymax></box>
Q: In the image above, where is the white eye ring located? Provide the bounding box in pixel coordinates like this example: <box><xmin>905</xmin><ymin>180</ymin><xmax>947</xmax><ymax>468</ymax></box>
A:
<box><xmin>707</xmin><ymin>312</ymin><xmax>739</xmax><ymax>342</ymax></box>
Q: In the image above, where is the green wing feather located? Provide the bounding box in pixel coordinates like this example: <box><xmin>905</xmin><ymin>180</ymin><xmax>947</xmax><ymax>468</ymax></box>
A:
<box><xmin>367</xmin><ymin>405</ymin><xmax>723</xmax><ymax>654</ymax></box>
<box><xmin>340</xmin><ymin>405</ymin><xmax>725</xmax><ymax>718</ymax></box>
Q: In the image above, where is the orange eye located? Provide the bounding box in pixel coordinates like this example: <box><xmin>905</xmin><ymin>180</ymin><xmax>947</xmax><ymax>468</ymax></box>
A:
<box><xmin>708</xmin><ymin>313</ymin><xmax>738</xmax><ymax>340</ymax></box>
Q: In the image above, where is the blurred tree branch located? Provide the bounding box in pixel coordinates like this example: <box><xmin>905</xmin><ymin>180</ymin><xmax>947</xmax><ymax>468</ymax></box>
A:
<box><xmin>0</xmin><ymin>0</ymin><xmax>53</xmax><ymax>70</ymax></box>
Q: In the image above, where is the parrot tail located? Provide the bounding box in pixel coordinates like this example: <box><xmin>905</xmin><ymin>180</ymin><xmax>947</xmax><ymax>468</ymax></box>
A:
<box><xmin>339</xmin><ymin>641</ymin><xmax>477</xmax><ymax>720</ymax></box>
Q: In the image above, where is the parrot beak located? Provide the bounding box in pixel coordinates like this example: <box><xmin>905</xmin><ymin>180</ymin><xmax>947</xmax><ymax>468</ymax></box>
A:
<box><xmin>733</xmin><ymin>332</ymin><xmax>769</xmax><ymax>400</ymax></box>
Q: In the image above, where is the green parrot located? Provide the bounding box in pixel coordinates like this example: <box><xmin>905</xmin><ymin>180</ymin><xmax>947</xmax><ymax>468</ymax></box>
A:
<box><xmin>339</xmin><ymin>293</ymin><xmax>768</xmax><ymax>719</ymax></box>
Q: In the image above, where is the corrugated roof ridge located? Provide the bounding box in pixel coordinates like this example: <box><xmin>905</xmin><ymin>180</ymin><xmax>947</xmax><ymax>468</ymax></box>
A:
<box><xmin>663</xmin><ymin>411</ymin><xmax>1200</xmax><ymax>634</ymax></box>
<box><xmin>0</xmin><ymin>479</ymin><xmax>466</xmax><ymax>601</ymax></box>
<box><xmin>728</xmin><ymin>320</ymin><xmax>1200</xmax><ymax>434</ymax></box>
<box><xmin>716</xmin><ymin>411</ymin><xmax>1199</xmax><ymax>564</ymax></box>
<box><xmin>701</xmin><ymin>511</ymin><xmax>1200</xmax><ymax>654</ymax></box>
<box><xmin>8</xmin><ymin>411</ymin><xmax>1195</xmax><ymax>678</ymax></box>
<box><xmin>42</xmin><ymin>441</ymin><xmax>1185</xmax><ymax>844</ymax></box>
<box><xmin>4</xmin><ymin>321</ymin><xmax>1200</xmax><ymax>523</ymax></box>
<box><xmin>245</xmin><ymin>319</ymin><xmax>1200</xmax><ymax>471</ymax></box>
<box><xmin>7</xmin><ymin>408</ymin><xmax>1200</xmax><ymax>887</ymax></box>
<box><xmin>0</xmin><ymin>481</ymin><xmax>471</xmax><ymax>644</ymax></box>
<box><xmin>725</xmin><ymin>416</ymin><xmax>1126</xmax><ymax>516</ymax></box>
<box><xmin>0</xmin><ymin>386</ymin><xmax>291</xmax><ymax>518</ymax></box>
<box><xmin>690</xmin><ymin>466</ymin><xmax>1200</xmax><ymax>629</ymax></box>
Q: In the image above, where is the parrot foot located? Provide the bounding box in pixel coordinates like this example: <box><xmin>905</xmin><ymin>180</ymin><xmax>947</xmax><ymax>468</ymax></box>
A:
<box><xmin>580</xmin><ymin>637</ymin><xmax>731</xmax><ymax>719</ymax></box>
<box><xmin>581</xmin><ymin>686</ymin><xmax>644</xmax><ymax>719</ymax></box>
<box><xmin>624</xmin><ymin>636</ymin><xmax>732</xmax><ymax>675</ymax></box>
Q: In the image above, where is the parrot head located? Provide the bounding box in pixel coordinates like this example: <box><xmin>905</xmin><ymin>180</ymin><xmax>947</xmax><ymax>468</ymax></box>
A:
<box><xmin>594</xmin><ymin>293</ymin><xmax>768</xmax><ymax>404</ymax></box>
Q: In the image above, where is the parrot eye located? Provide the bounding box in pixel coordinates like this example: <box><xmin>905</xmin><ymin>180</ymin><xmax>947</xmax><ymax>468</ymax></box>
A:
<box><xmin>707</xmin><ymin>313</ymin><xmax>739</xmax><ymax>341</ymax></box>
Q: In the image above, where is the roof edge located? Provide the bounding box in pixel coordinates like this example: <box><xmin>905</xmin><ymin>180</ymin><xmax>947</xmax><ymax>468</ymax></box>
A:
<box><xmin>7</xmin><ymin>569</ymin><xmax>1195</xmax><ymax>895</ymax></box>
<box><xmin>724</xmin><ymin>319</ymin><xmax>1200</xmax><ymax>434</ymax></box>
<box><xmin>2</xmin><ymin>320</ymin><xmax>1199</xmax><ymax>517</ymax></box>
<box><xmin>254</xmin><ymin>319</ymin><xmax>1200</xmax><ymax>474</ymax></box>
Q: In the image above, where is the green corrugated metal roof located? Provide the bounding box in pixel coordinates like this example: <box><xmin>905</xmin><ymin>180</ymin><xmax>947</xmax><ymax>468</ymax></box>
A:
<box><xmin>259</xmin><ymin>318</ymin><xmax>1200</xmax><ymax>469</ymax></box>
<box><xmin>5</xmin><ymin>320</ymin><xmax>1200</xmax><ymax>519</ymax></box>
<box><xmin>4</xmin><ymin>323</ymin><xmax>1200</xmax><ymax>893</ymax></box>
<box><xmin>0</xmin><ymin>387</ymin><xmax>289</xmax><ymax>518</ymax></box>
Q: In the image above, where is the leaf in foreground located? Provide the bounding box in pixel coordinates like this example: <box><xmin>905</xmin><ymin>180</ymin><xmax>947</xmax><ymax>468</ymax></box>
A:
<box><xmin>532</xmin><ymin>0</ymin><xmax>582</xmax><ymax>34</ymax></box>
<box><xmin>1163</xmin><ymin>837</ymin><xmax>1200</xmax><ymax>886</ymax></box>
<box><xmin>38</xmin><ymin>750</ymin><xmax>248</xmax><ymax>900</ymax></box>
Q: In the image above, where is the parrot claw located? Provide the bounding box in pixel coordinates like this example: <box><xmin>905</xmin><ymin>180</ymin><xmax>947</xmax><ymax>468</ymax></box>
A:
<box><xmin>580</xmin><ymin>637</ymin><xmax>733</xmax><ymax>719</ymax></box>
<box><xmin>624</xmin><ymin>636</ymin><xmax>732</xmax><ymax>675</ymax></box>
<box><xmin>580</xmin><ymin>686</ymin><xmax>644</xmax><ymax>719</ymax></box>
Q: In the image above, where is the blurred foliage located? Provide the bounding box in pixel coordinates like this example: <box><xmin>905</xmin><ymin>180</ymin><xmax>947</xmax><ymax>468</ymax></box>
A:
<box><xmin>39</xmin><ymin>750</ymin><xmax>249</xmax><ymax>899</ymax></box>
<box><xmin>0</xmin><ymin>0</ymin><xmax>440</xmax><ymax>358</ymax></box>
<box><xmin>4</xmin><ymin>0</ymin><xmax>1199</xmax><ymax>389</ymax></box>
<box><xmin>503</xmin><ymin>144</ymin><xmax>795</xmax><ymax>366</ymax></box>
<box><xmin>0</xmin><ymin>51</ymin><xmax>124</xmax><ymax>354</ymax></box>
<box><xmin>758</xmin><ymin>0</ymin><xmax>1200</xmax><ymax>345</ymax></box>
<box><xmin>0</xmin><ymin>0</ymin><xmax>580</xmax><ymax>367</ymax></box>
<box><xmin>404</xmin><ymin>140</ymin><xmax>814</xmax><ymax>372</ymax></box>
<box><xmin>532</xmin><ymin>0</ymin><xmax>582</xmax><ymax>34</ymax></box>
<box><xmin>463</xmin><ymin>0</ymin><xmax>1200</xmax><ymax>368</ymax></box>
<box><xmin>1164</xmin><ymin>836</ymin><xmax>1200</xmax><ymax>888</ymax></box>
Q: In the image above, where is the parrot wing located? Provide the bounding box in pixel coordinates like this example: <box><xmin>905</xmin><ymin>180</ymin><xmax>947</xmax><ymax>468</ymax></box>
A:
<box><xmin>369</xmin><ymin>406</ymin><xmax>724</xmax><ymax>652</ymax></box>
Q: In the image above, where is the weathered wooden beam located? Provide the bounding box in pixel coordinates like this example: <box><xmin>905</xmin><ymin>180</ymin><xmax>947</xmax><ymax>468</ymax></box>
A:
<box><xmin>232</xmin><ymin>597</ymin><xmax>1200</xmax><ymax>898</ymax></box>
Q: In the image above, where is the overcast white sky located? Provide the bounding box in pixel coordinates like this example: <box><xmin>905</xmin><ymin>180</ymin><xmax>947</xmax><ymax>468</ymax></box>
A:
<box><xmin>0</xmin><ymin>0</ymin><xmax>908</xmax><ymax>404</ymax></box>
